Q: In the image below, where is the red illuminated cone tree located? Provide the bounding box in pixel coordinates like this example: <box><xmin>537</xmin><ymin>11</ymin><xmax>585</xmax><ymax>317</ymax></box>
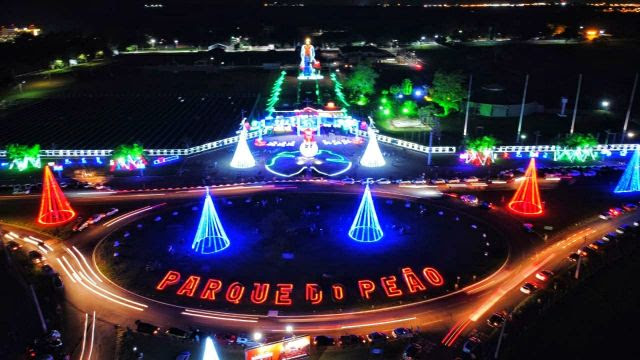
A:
<box><xmin>38</xmin><ymin>166</ymin><xmax>76</xmax><ymax>225</ymax></box>
<box><xmin>508</xmin><ymin>158</ymin><xmax>543</xmax><ymax>215</ymax></box>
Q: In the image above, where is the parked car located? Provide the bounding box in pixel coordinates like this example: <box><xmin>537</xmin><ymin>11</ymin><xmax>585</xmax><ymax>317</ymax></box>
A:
<box><xmin>535</xmin><ymin>270</ymin><xmax>554</xmax><ymax>282</ymax></box>
<box><xmin>135</xmin><ymin>320</ymin><xmax>160</xmax><ymax>335</ymax></box>
<box><xmin>480</xmin><ymin>201</ymin><xmax>494</xmax><ymax>210</ymax></box>
<box><xmin>487</xmin><ymin>312</ymin><xmax>506</xmax><ymax>328</ymax></box>
<box><xmin>402</xmin><ymin>343</ymin><xmax>423</xmax><ymax>360</ymax></box>
<box><xmin>463</xmin><ymin>176</ymin><xmax>479</xmax><ymax>183</ymax></box>
<box><xmin>175</xmin><ymin>351</ymin><xmax>191</xmax><ymax>360</ymax></box>
<box><xmin>623</xmin><ymin>203</ymin><xmax>638</xmax><ymax>212</ymax></box>
<box><xmin>341</xmin><ymin>178</ymin><xmax>355</xmax><ymax>184</ymax></box>
<box><xmin>616</xmin><ymin>225</ymin><xmax>630</xmax><ymax>234</ymax></box>
<box><xmin>52</xmin><ymin>274</ymin><xmax>64</xmax><ymax>289</ymax></box>
<box><xmin>462</xmin><ymin>336</ymin><xmax>482</xmax><ymax>354</ymax></box>
<box><xmin>568</xmin><ymin>252</ymin><xmax>581</xmax><ymax>262</ymax></box>
<box><xmin>598</xmin><ymin>212</ymin><xmax>612</xmax><ymax>220</ymax></box>
<box><xmin>412</xmin><ymin>179</ymin><xmax>427</xmax><ymax>184</ymax></box>
<box><xmin>28</xmin><ymin>250</ymin><xmax>44</xmax><ymax>264</ymax></box>
<box><xmin>431</xmin><ymin>178</ymin><xmax>446</xmax><ymax>184</ymax></box>
<box><xmin>520</xmin><ymin>282</ymin><xmax>538</xmax><ymax>295</ymax></box>
<box><xmin>447</xmin><ymin>178</ymin><xmax>461</xmax><ymax>184</ymax></box>
<box><xmin>313</xmin><ymin>335</ymin><xmax>335</xmax><ymax>346</ymax></box>
<box><xmin>339</xmin><ymin>334</ymin><xmax>366</xmax><ymax>346</ymax></box>
<box><xmin>12</xmin><ymin>185</ymin><xmax>31</xmax><ymax>195</ymax></box>
<box><xmin>214</xmin><ymin>332</ymin><xmax>237</xmax><ymax>345</ymax></box>
<box><xmin>460</xmin><ymin>194</ymin><xmax>479</xmax><ymax>205</ymax></box>
<box><xmin>236</xmin><ymin>337</ymin><xmax>261</xmax><ymax>348</ymax></box>
<box><xmin>391</xmin><ymin>327</ymin><xmax>413</xmax><ymax>339</ymax></box>
<box><xmin>376</xmin><ymin>178</ymin><xmax>391</xmax><ymax>185</ymax></box>
<box><xmin>6</xmin><ymin>240</ymin><xmax>21</xmax><ymax>251</ymax></box>
<box><xmin>166</xmin><ymin>327</ymin><xmax>189</xmax><ymax>340</ymax></box>
<box><xmin>602</xmin><ymin>233</ymin><xmax>617</xmax><ymax>242</ymax></box>
<box><xmin>366</xmin><ymin>332</ymin><xmax>388</xmax><ymax>343</ymax></box>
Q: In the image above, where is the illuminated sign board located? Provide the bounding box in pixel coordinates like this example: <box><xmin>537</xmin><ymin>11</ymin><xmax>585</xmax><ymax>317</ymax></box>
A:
<box><xmin>245</xmin><ymin>336</ymin><xmax>311</xmax><ymax>360</ymax></box>
<box><xmin>155</xmin><ymin>265</ymin><xmax>444</xmax><ymax>306</ymax></box>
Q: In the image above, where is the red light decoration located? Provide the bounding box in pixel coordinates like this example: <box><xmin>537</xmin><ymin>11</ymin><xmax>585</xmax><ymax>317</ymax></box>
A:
<box><xmin>200</xmin><ymin>279</ymin><xmax>222</xmax><ymax>300</ymax></box>
<box><xmin>274</xmin><ymin>284</ymin><xmax>294</xmax><ymax>305</ymax></box>
<box><xmin>357</xmin><ymin>280</ymin><xmax>376</xmax><ymax>300</ymax></box>
<box><xmin>305</xmin><ymin>284</ymin><xmax>323</xmax><ymax>305</ymax></box>
<box><xmin>176</xmin><ymin>275</ymin><xmax>201</xmax><ymax>297</ymax></box>
<box><xmin>422</xmin><ymin>267</ymin><xmax>445</xmax><ymax>287</ymax></box>
<box><xmin>38</xmin><ymin>166</ymin><xmax>77</xmax><ymax>225</ymax></box>
<box><xmin>401</xmin><ymin>267</ymin><xmax>426</xmax><ymax>293</ymax></box>
<box><xmin>380</xmin><ymin>276</ymin><xmax>403</xmax><ymax>297</ymax></box>
<box><xmin>332</xmin><ymin>284</ymin><xmax>345</xmax><ymax>301</ymax></box>
<box><xmin>250</xmin><ymin>283</ymin><xmax>270</xmax><ymax>304</ymax></box>
<box><xmin>225</xmin><ymin>282</ymin><xmax>246</xmax><ymax>304</ymax></box>
<box><xmin>508</xmin><ymin>158</ymin><xmax>543</xmax><ymax>216</ymax></box>
<box><xmin>156</xmin><ymin>270</ymin><xmax>181</xmax><ymax>290</ymax></box>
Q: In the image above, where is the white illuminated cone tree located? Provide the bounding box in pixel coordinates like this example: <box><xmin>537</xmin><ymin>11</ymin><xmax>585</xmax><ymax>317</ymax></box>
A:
<box><xmin>230</xmin><ymin>127</ymin><xmax>256</xmax><ymax>169</ymax></box>
<box><xmin>360</xmin><ymin>127</ymin><xmax>386</xmax><ymax>168</ymax></box>
<box><xmin>202</xmin><ymin>337</ymin><xmax>221</xmax><ymax>360</ymax></box>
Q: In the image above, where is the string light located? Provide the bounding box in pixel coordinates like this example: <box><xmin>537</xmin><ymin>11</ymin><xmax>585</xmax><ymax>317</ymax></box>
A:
<box><xmin>614</xmin><ymin>149</ymin><xmax>640</xmax><ymax>193</ymax></box>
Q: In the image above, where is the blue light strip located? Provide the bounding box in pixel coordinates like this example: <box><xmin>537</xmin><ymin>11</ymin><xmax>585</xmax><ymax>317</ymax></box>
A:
<box><xmin>191</xmin><ymin>188</ymin><xmax>231</xmax><ymax>254</ymax></box>
<box><xmin>348</xmin><ymin>183</ymin><xmax>384</xmax><ymax>242</ymax></box>
<box><xmin>615</xmin><ymin>149</ymin><xmax>640</xmax><ymax>193</ymax></box>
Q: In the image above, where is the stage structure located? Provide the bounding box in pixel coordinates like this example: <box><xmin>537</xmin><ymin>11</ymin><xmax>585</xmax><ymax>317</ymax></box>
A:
<box><xmin>192</xmin><ymin>188</ymin><xmax>230</xmax><ymax>254</ymax></box>
<box><xmin>615</xmin><ymin>149</ymin><xmax>640</xmax><ymax>193</ymax></box>
<box><xmin>360</xmin><ymin>127</ymin><xmax>386</xmax><ymax>168</ymax></box>
<box><xmin>508</xmin><ymin>158</ymin><xmax>543</xmax><ymax>215</ymax></box>
<box><xmin>230</xmin><ymin>126</ymin><xmax>256</xmax><ymax>169</ymax></box>
<box><xmin>38</xmin><ymin>166</ymin><xmax>76</xmax><ymax>225</ymax></box>
<box><xmin>298</xmin><ymin>37</ymin><xmax>323</xmax><ymax>80</ymax></box>
<box><xmin>349</xmin><ymin>183</ymin><xmax>384</xmax><ymax>242</ymax></box>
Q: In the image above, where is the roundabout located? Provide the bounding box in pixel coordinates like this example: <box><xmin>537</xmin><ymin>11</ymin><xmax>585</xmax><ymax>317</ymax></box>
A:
<box><xmin>93</xmin><ymin>186</ymin><xmax>509</xmax><ymax>315</ymax></box>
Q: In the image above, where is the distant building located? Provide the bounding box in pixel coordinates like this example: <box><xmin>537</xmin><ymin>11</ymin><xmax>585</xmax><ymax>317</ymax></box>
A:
<box><xmin>0</xmin><ymin>25</ymin><xmax>41</xmax><ymax>42</ymax></box>
<box><xmin>339</xmin><ymin>46</ymin><xmax>394</xmax><ymax>64</ymax></box>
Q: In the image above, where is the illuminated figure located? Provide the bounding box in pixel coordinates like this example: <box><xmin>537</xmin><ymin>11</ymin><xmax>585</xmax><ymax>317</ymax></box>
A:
<box><xmin>299</xmin><ymin>128</ymin><xmax>319</xmax><ymax>158</ymax></box>
<box><xmin>230</xmin><ymin>126</ymin><xmax>256</xmax><ymax>169</ymax></box>
<box><xmin>360</xmin><ymin>127</ymin><xmax>386</xmax><ymax>168</ymax></box>
<box><xmin>299</xmin><ymin>38</ymin><xmax>322</xmax><ymax>80</ymax></box>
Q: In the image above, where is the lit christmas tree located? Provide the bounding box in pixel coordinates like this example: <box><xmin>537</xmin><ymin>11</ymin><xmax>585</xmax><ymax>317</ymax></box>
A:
<box><xmin>508</xmin><ymin>158</ymin><xmax>543</xmax><ymax>215</ymax></box>
<box><xmin>38</xmin><ymin>166</ymin><xmax>76</xmax><ymax>225</ymax></box>
<box><xmin>192</xmin><ymin>188</ymin><xmax>230</xmax><ymax>254</ymax></box>
<box><xmin>360</xmin><ymin>127</ymin><xmax>385</xmax><ymax>168</ymax></box>
<box><xmin>615</xmin><ymin>149</ymin><xmax>640</xmax><ymax>193</ymax></box>
<box><xmin>230</xmin><ymin>127</ymin><xmax>256</xmax><ymax>169</ymax></box>
<box><xmin>202</xmin><ymin>337</ymin><xmax>221</xmax><ymax>360</ymax></box>
<box><xmin>349</xmin><ymin>183</ymin><xmax>384</xmax><ymax>242</ymax></box>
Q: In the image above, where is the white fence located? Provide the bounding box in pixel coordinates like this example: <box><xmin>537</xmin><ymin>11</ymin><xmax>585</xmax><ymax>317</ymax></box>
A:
<box><xmin>351</xmin><ymin>129</ymin><xmax>456</xmax><ymax>154</ymax></box>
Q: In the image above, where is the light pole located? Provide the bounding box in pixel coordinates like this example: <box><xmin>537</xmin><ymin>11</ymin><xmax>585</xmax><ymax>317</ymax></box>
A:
<box><xmin>516</xmin><ymin>74</ymin><xmax>529</xmax><ymax>143</ymax></box>
<box><xmin>494</xmin><ymin>312</ymin><xmax>509</xmax><ymax>359</ymax></box>
<box><xmin>622</xmin><ymin>72</ymin><xmax>639</xmax><ymax>142</ymax></box>
<box><xmin>570</xmin><ymin>74</ymin><xmax>582</xmax><ymax>134</ymax></box>
<box><xmin>463</xmin><ymin>74</ymin><xmax>473</xmax><ymax>138</ymax></box>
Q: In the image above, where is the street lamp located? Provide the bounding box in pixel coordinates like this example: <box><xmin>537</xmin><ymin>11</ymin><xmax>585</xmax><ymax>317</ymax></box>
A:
<box><xmin>628</xmin><ymin>132</ymin><xmax>635</xmax><ymax>139</ymax></box>
<box><xmin>285</xmin><ymin>325</ymin><xmax>293</xmax><ymax>333</ymax></box>
<box><xmin>601</xmin><ymin>100</ymin><xmax>610</xmax><ymax>109</ymax></box>
<box><xmin>174</xmin><ymin>39</ymin><xmax>179</xmax><ymax>47</ymax></box>
<box><xmin>149</xmin><ymin>38</ymin><xmax>156</xmax><ymax>48</ymax></box>
<box><xmin>253</xmin><ymin>332</ymin><xmax>263</xmax><ymax>341</ymax></box>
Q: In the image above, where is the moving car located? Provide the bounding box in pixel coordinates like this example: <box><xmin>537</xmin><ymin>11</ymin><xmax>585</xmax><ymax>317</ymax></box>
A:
<box><xmin>135</xmin><ymin>320</ymin><xmax>160</xmax><ymax>335</ymax></box>
<box><xmin>105</xmin><ymin>208</ymin><xmax>119</xmax><ymax>217</ymax></box>
<box><xmin>313</xmin><ymin>335</ymin><xmax>335</xmax><ymax>346</ymax></box>
<box><xmin>535</xmin><ymin>270</ymin><xmax>554</xmax><ymax>282</ymax></box>
<box><xmin>87</xmin><ymin>213</ymin><xmax>106</xmax><ymax>224</ymax></box>
<box><xmin>236</xmin><ymin>337</ymin><xmax>261</xmax><ymax>348</ymax></box>
<box><xmin>391</xmin><ymin>327</ymin><xmax>413</xmax><ymax>339</ymax></box>
<box><xmin>520</xmin><ymin>282</ymin><xmax>538</xmax><ymax>295</ymax></box>
<box><xmin>623</xmin><ymin>203</ymin><xmax>638</xmax><ymax>212</ymax></box>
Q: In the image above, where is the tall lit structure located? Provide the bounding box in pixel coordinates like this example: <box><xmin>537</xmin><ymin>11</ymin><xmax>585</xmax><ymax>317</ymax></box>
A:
<box><xmin>192</xmin><ymin>188</ymin><xmax>230</xmax><ymax>254</ymax></box>
<box><xmin>230</xmin><ymin>127</ymin><xmax>256</xmax><ymax>169</ymax></box>
<box><xmin>38</xmin><ymin>166</ymin><xmax>76</xmax><ymax>225</ymax></box>
<box><xmin>615</xmin><ymin>149</ymin><xmax>640</xmax><ymax>193</ymax></box>
<box><xmin>202</xmin><ymin>337</ymin><xmax>221</xmax><ymax>360</ymax></box>
<box><xmin>349</xmin><ymin>183</ymin><xmax>384</xmax><ymax>242</ymax></box>
<box><xmin>508</xmin><ymin>158</ymin><xmax>543</xmax><ymax>215</ymax></box>
<box><xmin>360</xmin><ymin>127</ymin><xmax>386</xmax><ymax>168</ymax></box>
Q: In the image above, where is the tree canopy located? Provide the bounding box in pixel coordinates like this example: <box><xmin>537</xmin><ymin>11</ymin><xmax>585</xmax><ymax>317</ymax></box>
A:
<box><xmin>429</xmin><ymin>71</ymin><xmax>467</xmax><ymax>117</ymax></box>
<box><xmin>562</xmin><ymin>133</ymin><xmax>597</xmax><ymax>148</ymax></box>
<box><xmin>465</xmin><ymin>135</ymin><xmax>499</xmax><ymax>151</ymax></box>
<box><xmin>344</xmin><ymin>65</ymin><xmax>379</xmax><ymax>100</ymax></box>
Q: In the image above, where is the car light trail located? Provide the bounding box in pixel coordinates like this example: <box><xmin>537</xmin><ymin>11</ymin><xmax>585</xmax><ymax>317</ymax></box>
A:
<box><xmin>340</xmin><ymin>317</ymin><xmax>417</xmax><ymax>330</ymax></box>
<box><xmin>181</xmin><ymin>309</ymin><xmax>258</xmax><ymax>323</ymax></box>
<box><xmin>79</xmin><ymin>313</ymin><xmax>88</xmax><ymax>360</ymax></box>
<box><xmin>182</xmin><ymin>308</ymin><xmax>260</xmax><ymax>320</ymax></box>
<box><xmin>103</xmin><ymin>203</ymin><xmax>166</xmax><ymax>227</ymax></box>
<box><xmin>55</xmin><ymin>258</ymin><xmax>77</xmax><ymax>284</ymax></box>
<box><xmin>72</xmin><ymin>246</ymin><xmax>103</xmax><ymax>283</ymax></box>
<box><xmin>87</xmin><ymin>311</ymin><xmax>96</xmax><ymax>360</ymax></box>
<box><xmin>442</xmin><ymin>319</ymin><xmax>472</xmax><ymax>347</ymax></box>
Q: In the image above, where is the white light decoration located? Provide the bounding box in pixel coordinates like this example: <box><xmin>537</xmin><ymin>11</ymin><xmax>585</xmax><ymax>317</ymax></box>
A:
<box><xmin>230</xmin><ymin>127</ymin><xmax>256</xmax><ymax>169</ymax></box>
<box><xmin>202</xmin><ymin>337</ymin><xmax>221</xmax><ymax>360</ymax></box>
<box><xmin>360</xmin><ymin>127</ymin><xmax>386</xmax><ymax>168</ymax></box>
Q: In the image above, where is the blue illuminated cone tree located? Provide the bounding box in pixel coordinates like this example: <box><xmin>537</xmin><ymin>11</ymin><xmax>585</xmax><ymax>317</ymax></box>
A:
<box><xmin>615</xmin><ymin>149</ymin><xmax>640</xmax><ymax>193</ymax></box>
<box><xmin>349</xmin><ymin>183</ymin><xmax>384</xmax><ymax>242</ymax></box>
<box><xmin>192</xmin><ymin>188</ymin><xmax>230</xmax><ymax>254</ymax></box>
<box><xmin>360</xmin><ymin>127</ymin><xmax>386</xmax><ymax>168</ymax></box>
<box><xmin>230</xmin><ymin>127</ymin><xmax>256</xmax><ymax>169</ymax></box>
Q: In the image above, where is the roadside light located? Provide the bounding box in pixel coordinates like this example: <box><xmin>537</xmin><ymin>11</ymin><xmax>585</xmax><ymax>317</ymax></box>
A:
<box><xmin>253</xmin><ymin>332</ymin><xmax>263</xmax><ymax>341</ymax></box>
<box><xmin>601</xmin><ymin>100</ymin><xmax>610</xmax><ymax>109</ymax></box>
<box><xmin>628</xmin><ymin>132</ymin><xmax>635</xmax><ymax>139</ymax></box>
<box><xmin>520</xmin><ymin>134</ymin><xmax>527</xmax><ymax>140</ymax></box>
<box><xmin>285</xmin><ymin>325</ymin><xmax>294</xmax><ymax>333</ymax></box>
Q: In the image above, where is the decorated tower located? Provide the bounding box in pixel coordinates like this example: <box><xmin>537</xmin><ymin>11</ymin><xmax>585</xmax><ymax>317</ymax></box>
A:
<box><xmin>192</xmin><ymin>188</ymin><xmax>230</xmax><ymax>254</ymax></box>
<box><xmin>230</xmin><ymin>126</ymin><xmax>256</xmax><ymax>169</ymax></box>
<box><xmin>349</xmin><ymin>183</ymin><xmax>384</xmax><ymax>242</ymax></box>
<box><xmin>38</xmin><ymin>166</ymin><xmax>76</xmax><ymax>225</ymax></box>
<box><xmin>615</xmin><ymin>149</ymin><xmax>640</xmax><ymax>193</ymax></box>
<box><xmin>360</xmin><ymin>127</ymin><xmax>386</xmax><ymax>168</ymax></box>
<box><xmin>508</xmin><ymin>158</ymin><xmax>543</xmax><ymax>215</ymax></box>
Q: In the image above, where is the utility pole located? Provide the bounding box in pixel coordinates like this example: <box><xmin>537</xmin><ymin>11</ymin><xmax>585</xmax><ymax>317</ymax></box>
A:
<box><xmin>570</xmin><ymin>74</ymin><xmax>582</xmax><ymax>134</ymax></box>
<box><xmin>463</xmin><ymin>74</ymin><xmax>473</xmax><ymax>138</ymax></box>
<box><xmin>427</xmin><ymin>130</ymin><xmax>433</xmax><ymax>166</ymax></box>
<box><xmin>575</xmin><ymin>236</ymin><xmax>586</xmax><ymax>279</ymax></box>
<box><xmin>494</xmin><ymin>313</ymin><xmax>508</xmax><ymax>359</ymax></box>
<box><xmin>516</xmin><ymin>74</ymin><xmax>529</xmax><ymax>143</ymax></box>
<box><xmin>622</xmin><ymin>72</ymin><xmax>639</xmax><ymax>142</ymax></box>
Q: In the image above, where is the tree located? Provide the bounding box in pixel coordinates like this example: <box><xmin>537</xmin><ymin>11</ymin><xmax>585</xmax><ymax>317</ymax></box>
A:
<box><xmin>465</xmin><ymin>135</ymin><xmax>499</xmax><ymax>151</ymax></box>
<box><xmin>401</xmin><ymin>78</ymin><xmax>413</xmax><ymax>96</ymax></box>
<box><xmin>345</xmin><ymin>65</ymin><xmax>379</xmax><ymax>101</ymax></box>
<box><xmin>429</xmin><ymin>71</ymin><xmax>467</xmax><ymax>117</ymax></box>
<box><xmin>562</xmin><ymin>133</ymin><xmax>597</xmax><ymax>148</ymax></box>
